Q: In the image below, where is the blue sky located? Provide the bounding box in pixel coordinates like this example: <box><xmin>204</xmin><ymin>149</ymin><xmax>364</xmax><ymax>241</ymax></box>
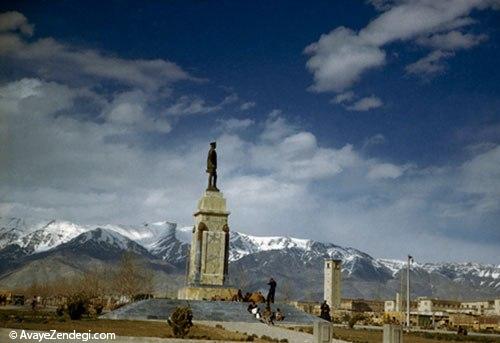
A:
<box><xmin>0</xmin><ymin>1</ymin><xmax>499</xmax><ymax>263</ymax></box>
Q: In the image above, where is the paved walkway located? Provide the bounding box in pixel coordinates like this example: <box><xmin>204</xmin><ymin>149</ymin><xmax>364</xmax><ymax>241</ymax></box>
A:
<box><xmin>200</xmin><ymin>321</ymin><xmax>349</xmax><ymax>343</ymax></box>
<box><xmin>200</xmin><ymin>321</ymin><xmax>314</xmax><ymax>343</ymax></box>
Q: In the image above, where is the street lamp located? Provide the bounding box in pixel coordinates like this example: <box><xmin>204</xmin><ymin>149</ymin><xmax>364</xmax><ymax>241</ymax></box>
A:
<box><xmin>406</xmin><ymin>255</ymin><xmax>413</xmax><ymax>329</ymax></box>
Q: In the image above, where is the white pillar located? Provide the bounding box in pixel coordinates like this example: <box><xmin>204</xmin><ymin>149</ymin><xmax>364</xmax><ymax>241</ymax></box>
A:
<box><xmin>324</xmin><ymin>259</ymin><xmax>341</xmax><ymax>309</ymax></box>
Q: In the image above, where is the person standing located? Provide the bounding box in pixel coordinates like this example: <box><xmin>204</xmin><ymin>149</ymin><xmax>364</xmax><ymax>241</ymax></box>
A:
<box><xmin>266</xmin><ymin>277</ymin><xmax>277</xmax><ymax>304</ymax></box>
<box><xmin>320</xmin><ymin>300</ymin><xmax>331</xmax><ymax>321</ymax></box>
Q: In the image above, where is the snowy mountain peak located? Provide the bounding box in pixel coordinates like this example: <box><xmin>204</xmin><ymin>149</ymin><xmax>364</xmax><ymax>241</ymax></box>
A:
<box><xmin>19</xmin><ymin>220</ymin><xmax>89</xmax><ymax>253</ymax></box>
<box><xmin>100</xmin><ymin>221</ymin><xmax>177</xmax><ymax>247</ymax></box>
<box><xmin>229</xmin><ymin>231</ymin><xmax>313</xmax><ymax>261</ymax></box>
<box><xmin>0</xmin><ymin>217</ymin><xmax>180</xmax><ymax>254</ymax></box>
<box><xmin>74</xmin><ymin>228</ymin><xmax>132</xmax><ymax>250</ymax></box>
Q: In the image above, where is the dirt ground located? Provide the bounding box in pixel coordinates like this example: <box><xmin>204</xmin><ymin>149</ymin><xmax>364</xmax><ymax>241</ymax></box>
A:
<box><xmin>0</xmin><ymin>308</ymin><xmax>274</xmax><ymax>342</ymax></box>
<box><xmin>331</xmin><ymin>327</ymin><xmax>500</xmax><ymax>343</ymax></box>
<box><xmin>285</xmin><ymin>325</ymin><xmax>500</xmax><ymax>343</ymax></box>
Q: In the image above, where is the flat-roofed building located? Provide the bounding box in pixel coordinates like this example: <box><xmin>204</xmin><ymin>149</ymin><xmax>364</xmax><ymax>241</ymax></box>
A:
<box><xmin>460</xmin><ymin>300</ymin><xmax>500</xmax><ymax>315</ymax></box>
<box><xmin>417</xmin><ymin>297</ymin><xmax>461</xmax><ymax>315</ymax></box>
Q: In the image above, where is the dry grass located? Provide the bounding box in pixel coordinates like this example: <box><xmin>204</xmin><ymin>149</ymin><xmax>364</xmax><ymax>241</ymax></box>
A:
<box><xmin>285</xmin><ymin>325</ymin><xmax>500</xmax><ymax>343</ymax></box>
<box><xmin>0</xmin><ymin>308</ymin><xmax>276</xmax><ymax>341</ymax></box>
<box><xmin>331</xmin><ymin>327</ymin><xmax>500</xmax><ymax>343</ymax></box>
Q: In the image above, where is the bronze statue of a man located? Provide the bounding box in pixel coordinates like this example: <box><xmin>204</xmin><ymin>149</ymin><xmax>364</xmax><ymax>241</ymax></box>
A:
<box><xmin>206</xmin><ymin>142</ymin><xmax>219</xmax><ymax>191</ymax></box>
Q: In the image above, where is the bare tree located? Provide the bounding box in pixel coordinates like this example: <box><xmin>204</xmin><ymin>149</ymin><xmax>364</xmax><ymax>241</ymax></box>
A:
<box><xmin>280</xmin><ymin>279</ymin><xmax>293</xmax><ymax>302</ymax></box>
<box><xmin>230</xmin><ymin>264</ymin><xmax>250</xmax><ymax>291</ymax></box>
<box><xmin>80</xmin><ymin>268</ymin><xmax>108</xmax><ymax>299</ymax></box>
<box><xmin>112</xmin><ymin>252</ymin><xmax>153</xmax><ymax>299</ymax></box>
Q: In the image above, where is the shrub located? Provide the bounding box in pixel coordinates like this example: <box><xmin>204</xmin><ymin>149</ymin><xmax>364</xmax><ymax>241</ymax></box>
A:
<box><xmin>66</xmin><ymin>293</ymin><xmax>89</xmax><ymax>320</ymax></box>
<box><xmin>55</xmin><ymin>305</ymin><xmax>65</xmax><ymax>317</ymax></box>
<box><xmin>260</xmin><ymin>335</ymin><xmax>279</xmax><ymax>342</ymax></box>
<box><xmin>132</xmin><ymin>293</ymin><xmax>153</xmax><ymax>302</ymax></box>
<box><xmin>167</xmin><ymin>306</ymin><xmax>193</xmax><ymax>338</ymax></box>
<box><xmin>94</xmin><ymin>302</ymin><xmax>104</xmax><ymax>315</ymax></box>
<box><xmin>87</xmin><ymin>300</ymin><xmax>104</xmax><ymax>317</ymax></box>
<box><xmin>348</xmin><ymin>313</ymin><xmax>365</xmax><ymax>328</ymax></box>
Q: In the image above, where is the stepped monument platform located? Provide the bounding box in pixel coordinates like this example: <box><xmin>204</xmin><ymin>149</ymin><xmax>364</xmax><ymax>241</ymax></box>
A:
<box><xmin>102</xmin><ymin>299</ymin><xmax>325</xmax><ymax>325</ymax></box>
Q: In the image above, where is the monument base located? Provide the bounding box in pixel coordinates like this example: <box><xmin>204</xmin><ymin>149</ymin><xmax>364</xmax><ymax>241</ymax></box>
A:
<box><xmin>177</xmin><ymin>285</ymin><xmax>238</xmax><ymax>301</ymax></box>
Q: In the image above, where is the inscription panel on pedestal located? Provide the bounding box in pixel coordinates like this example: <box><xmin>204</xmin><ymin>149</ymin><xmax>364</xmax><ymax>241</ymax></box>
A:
<box><xmin>203</xmin><ymin>231</ymin><xmax>224</xmax><ymax>275</ymax></box>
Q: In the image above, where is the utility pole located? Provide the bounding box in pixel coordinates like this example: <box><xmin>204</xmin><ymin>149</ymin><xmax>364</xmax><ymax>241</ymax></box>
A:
<box><xmin>406</xmin><ymin>255</ymin><xmax>413</xmax><ymax>329</ymax></box>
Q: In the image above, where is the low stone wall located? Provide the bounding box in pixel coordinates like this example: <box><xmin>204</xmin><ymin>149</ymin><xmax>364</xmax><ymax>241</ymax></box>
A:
<box><xmin>177</xmin><ymin>286</ymin><xmax>238</xmax><ymax>301</ymax></box>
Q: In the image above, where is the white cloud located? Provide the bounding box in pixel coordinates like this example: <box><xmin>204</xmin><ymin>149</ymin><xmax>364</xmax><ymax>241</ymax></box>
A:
<box><xmin>240</xmin><ymin>101</ymin><xmax>256</xmax><ymax>110</ymax></box>
<box><xmin>165</xmin><ymin>96</ymin><xmax>219</xmax><ymax>116</ymax></box>
<box><xmin>417</xmin><ymin>30</ymin><xmax>488</xmax><ymax>50</ymax></box>
<box><xmin>220</xmin><ymin>93</ymin><xmax>239</xmax><ymax>105</ymax></box>
<box><xmin>0</xmin><ymin>78</ymin><xmax>76</xmax><ymax>115</ymax></box>
<box><xmin>362</xmin><ymin>133</ymin><xmax>386</xmax><ymax>149</ymax></box>
<box><xmin>260</xmin><ymin>110</ymin><xmax>296</xmax><ymax>142</ymax></box>
<box><xmin>251</xmin><ymin>132</ymin><xmax>347</xmax><ymax>181</ymax></box>
<box><xmin>0</xmin><ymin>21</ymin><xmax>195</xmax><ymax>91</ymax></box>
<box><xmin>367</xmin><ymin>163</ymin><xmax>405</xmax><ymax>179</ymax></box>
<box><xmin>331</xmin><ymin>91</ymin><xmax>355</xmax><ymax>104</ymax></box>
<box><xmin>405</xmin><ymin>50</ymin><xmax>455</xmax><ymax>76</ymax></box>
<box><xmin>346</xmin><ymin>95</ymin><xmax>383</xmax><ymax>111</ymax></box>
<box><xmin>305</xmin><ymin>0</ymin><xmax>498</xmax><ymax>93</ymax></box>
<box><xmin>217</xmin><ymin>118</ymin><xmax>255</xmax><ymax>131</ymax></box>
<box><xmin>0</xmin><ymin>11</ymin><xmax>33</xmax><ymax>36</ymax></box>
<box><xmin>166</xmin><ymin>93</ymin><xmax>240</xmax><ymax>116</ymax></box>
<box><xmin>103</xmin><ymin>90</ymin><xmax>171</xmax><ymax>133</ymax></box>
<box><xmin>0</xmin><ymin>12</ymin><xmax>214</xmax><ymax>138</ymax></box>
<box><xmin>305</xmin><ymin>27</ymin><xmax>385</xmax><ymax>92</ymax></box>
<box><xmin>460</xmin><ymin>145</ymin><xmax>500</xmax><ymax>200</ymax></box>
<box><xmin>367</xmin><ymin>0</ymin><xmax>399</xmax><ymax>11</ymax></box>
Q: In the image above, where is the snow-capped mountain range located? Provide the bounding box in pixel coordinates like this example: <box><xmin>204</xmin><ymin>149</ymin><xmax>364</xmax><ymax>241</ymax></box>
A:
<box><xmin>0</xmin><ymin>217</ymin><xmax>178</xmax><ymax>253</ymax></box>
<box><xmin>0</xmin><ymin>217</ymin><xmax>498</xmax><ymax>299</ymax></box>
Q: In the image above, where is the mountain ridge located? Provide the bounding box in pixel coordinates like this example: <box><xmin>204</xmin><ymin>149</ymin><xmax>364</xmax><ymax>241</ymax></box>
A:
<box><xmin>0</xmin><ymin>216</ymin><xmax>498</xmax><ymax>300</ymax></box>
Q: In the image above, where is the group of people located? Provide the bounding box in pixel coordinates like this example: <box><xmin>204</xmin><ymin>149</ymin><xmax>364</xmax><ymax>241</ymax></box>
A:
<box><xmin>239</xmin><ymin>277</ymin><xmax>283</xmax><ymax>325</ymax></box>
<box><xmin>232</xmin><ymin>277</ymin><xmax>277</xmax><ymax>304</ymax></box>
<box><xmin>247</xmin><ymin>301</ymin><xmax>284</xmax><ymax>325</ymax></box>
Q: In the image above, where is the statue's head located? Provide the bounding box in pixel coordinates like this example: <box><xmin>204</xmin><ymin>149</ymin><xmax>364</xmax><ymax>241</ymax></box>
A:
<box><xmin>210</xmin><ymin>141</ymin><xmax>216</xmax><ymax>148</ymax></box>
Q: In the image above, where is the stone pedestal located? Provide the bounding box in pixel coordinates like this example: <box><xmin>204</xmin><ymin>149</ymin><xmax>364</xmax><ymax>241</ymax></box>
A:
<box><xmin>383</xmin><ymin>324</ymin><xmax>403</xmax><ymax>343</ymax></box>
<box><xmin>179</xmin><ymin>190</ymin><xmax>233</xmax><ymax>300</ymax></box>
<box><xmin>313</xmin><ymin>322</ymin><xmax>333</xmax><ymax>343</ymax></box>
<box><xmin>177</xmin><ymin>285</ymin><xmax>238</xmax><ymax>301</ymax></box>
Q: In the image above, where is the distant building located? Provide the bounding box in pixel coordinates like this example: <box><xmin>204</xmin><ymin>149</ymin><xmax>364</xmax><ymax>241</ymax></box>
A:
<box><xmin>460</xmin><ymin>300</ymin><xmax>500</xmax><ymax>316</ymax></box>
<box><xmin>417</xmin><ymin>297</ymin><xmax>461</xmax><ymax>315</ymax></box>
<box><xmin>415</xmin><ymin>297</ymin><xmax>500</xmax><ymax>317</ymax></box>
<box><xmin>385</xmin><ymin>293</ymin><xmax>402</xmax><ymax>313</ymax></box>
<box><xmin>385</xmin><ymin>300</ymin><xmax>396</xmax><ymax>312</ymax></box>
<box><xmin>341</xmin><ymin>299</ymin><xmax>385</xmax><ymax>313</ymax></box>
<box><xmin>324</xmin><ymin>259</ymin><xmax>341</xmax><ymax>309</ymax></box>
<box><xmin>289</xmin><ymin>300</ymin><xmax>321</xmax><ymax>316</ymax></box>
